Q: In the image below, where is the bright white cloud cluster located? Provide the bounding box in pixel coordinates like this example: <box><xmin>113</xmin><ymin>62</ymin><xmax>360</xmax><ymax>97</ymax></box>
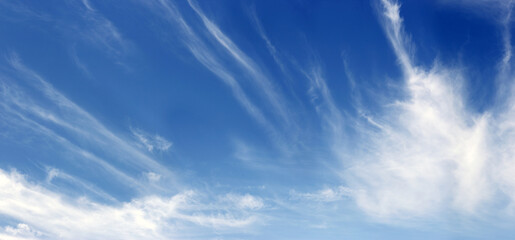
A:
<box><xmin>340</xmin><ymin>0</ymin><xmax>515</xmax><ymax>222</ymax></box>
<box><xmin>0</xmin><ymin>223</ymin><xmax>42</xmax><ymax>240</ymax></box>
<box><xmin>0</xmin><ymin>169</ymin><xmax>262</xmax><ymax>240</ymax></box>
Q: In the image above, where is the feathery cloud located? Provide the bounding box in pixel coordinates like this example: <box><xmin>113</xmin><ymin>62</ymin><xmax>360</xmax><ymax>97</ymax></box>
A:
<box><xmin>0</xmin><ymin>169</ymin><xmax>262</xmax><ymax>240</ymax></box>
<box><xmin>0</xmin><ymin>53</ymin><xmax>173</xmax><ymax>192</ymax></box>
<box><xmin>131</xmin><ymin>128</ymin><xmax>172</xmax><ymax>153</ymax></box>
<box><xmin>344</xmin><ymin>0</ymin><xmax>515</xmax><ymax>222</ymax></box>
<box><xmin>290</xmin><ymin>186</ymin><xmax>352</xmax><ymax>203</ymax></box>
<box><xmin>188</xmin><ymin>0</ymin><xmax>292</xmax><ymax>126</ymax></box>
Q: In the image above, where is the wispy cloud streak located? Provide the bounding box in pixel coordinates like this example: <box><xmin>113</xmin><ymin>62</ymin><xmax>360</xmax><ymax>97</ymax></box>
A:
<box><xmin>131</xmin><ymin>127</ymin><xmax>172</xmax><ymax>153</ymax></box>
<box><xmin>0</xmin><ymin>169</ymin><xmax>263</xmax><ymax>240</ymax></box>
<box><xmin>45</xmin><ymin>167</ymin><xmax>118</xmax><ymax>203</ymax></box>
<box><xmin>76</xmin><ymin>0</ymin><xmax>131</xmax><ymax>63</ymax></box>
<box><xmin>143</xmin><ymin>0</ymin><xmax>269</xmax><ymax>129</ymax></box>
<box><xmin>247</xmin><ymin>7</ymin><xmax>289</xmax><ymax>77</ymax></box>
<box><xmin>187</xmin><ymin>0</ymin><xmax>292</xmax><ymax>126</ymax></box>
<box><xmin>377</xmin><ymin>0</ymin><xmax>415</xmax><ymax>76</ymax></box>
<box><xmin>344</xmin><ymin>0</ymin><xmax>502</xmax><ymax>221</ymax></box>
<box><xmin>0</xmin><ymin>54</ymin><xmax>173</xmax><ymax>193</ymax></box>
<box><xmin>138</xmin><ymin>0</ymin><xmax>303</xmax><ymax>155</ymax></box>
<box><xmin>304</xmin><ymin>65</ymin><xmax>346</xmax><ymax>155</ymax></box>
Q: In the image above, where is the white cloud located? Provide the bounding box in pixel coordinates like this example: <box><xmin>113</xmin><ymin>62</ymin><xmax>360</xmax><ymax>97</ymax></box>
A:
<box><xmin>142</xmin><ymin>0</ymin><xmax>272</xmax><ymax>131</ymax></box>
<box><xmin>45</xmin><ymin>168</ymin><xmax>60</xmax><ymax>183</ymax></box>
<box><xmin>0</xmin><ymin>169</ymin><xmax>262</xmax><ymax>240</ymax></box>
<box><xmin>305</xmin><ymin>65</ymin><xmax>345</xmax><ymax>143</ymax></box>
<box><xmin>438</xmin><ymin>0</ymin><xmax>514</xmax><ymax>19</ymax></box>
<box><xmin>222</xmin><ymin>194</ymin><xmax>264</xmax><ymax>210</ymax></box>
<box><xmin>0</xmin><ymin>54</ymin><xmax>173</xmax><ymax>190</ymax></box>
<box><xmin>232</xmin><ymin>139</ymin><xmax>278</xmax><ymax>171</ymax></box>
<box><xmin>247</xmin><ymin>7</ymin><xmax>289</xmax><ymax>77</ymax></box>
<box><xmin>377</xmin><ymin>0</ymin><xmax>415</xmax><ymax>76</ymax></box>
<box><xmin>290</xmin><ymin>186</ymin><xmax>352</xmax><ymax>202</ymax></box>
<box><xmin>342</xmin><ymin>0</ymin><xmax>515</xmax><ymax>222</ymax></box>
<box><xmin>77</xmin><ymin>0</ymin><xmax>131</xmax><ymax>61</ymax></box>
<box><xmin>438</xmin><ymin>0</ymin><xmax>514</xmax><ymax>75</ymax></box>
<box><xmin>44</xmin><ymin>167</ymin><xmax>117</xmax><ymax>202</ymax></box>
<box><xmin>131</xmin><ymin>128</ymin><xmax>172</xmax><ymax>152</ymax></box>
<box><xmin>1</xmin><ymin>0</ymin><xmax>130</xmax><ymax>65</ymax></box>
<box><xmin>188</xmin><ymin>0</ymin><xmax>292</xmax><ymax>127</ymax></box>
<box><xmin>0</xmin><ymin>54</ymin><xmax>266</xmax><ymax>238</ymax></box>
<box><xmin>146</xmin><ymin>172</ymin><xmax>162</xmax><ymax>182</ymax></box>
<box><xmin>140</xmin><ymin>0</ymin><xmax>300</xmax><ymax>155</ymax></box>
<box><xmin>68</xmin><ymin>45</ymin><xmax>92</xmax><ymax>77</ymax></box>
<box><xmin>0</xmin><ymin>1</ymin><xmax>51</xmax><ymax>22</ymax></box>
<box><xmin>0</xmin><ymin>223</ymin><xmax>42</xmax><ymax>240</ymax></box>
<box><xmin>81</xmin><ymin>0</ymin><xmax>94</xmax><ymax>12</ymax></box>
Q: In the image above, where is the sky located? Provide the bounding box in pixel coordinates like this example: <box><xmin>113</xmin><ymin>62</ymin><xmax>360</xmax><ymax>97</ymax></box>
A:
<box><xmin>1</xmin><ymin>0</ymin><xmax>515</xmax><ymax>239</ymax></box>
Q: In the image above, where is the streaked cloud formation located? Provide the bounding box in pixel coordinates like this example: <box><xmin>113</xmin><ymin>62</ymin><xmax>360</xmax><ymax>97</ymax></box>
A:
<box><xmin>1</xmin><ymin>0</ymin><xmax>515</xmax><ymax>239</ymax></box>
<box><xmin>131</xmin><ymin>128</ymin><xmax>172</xmax><ymax>153</ymax></box>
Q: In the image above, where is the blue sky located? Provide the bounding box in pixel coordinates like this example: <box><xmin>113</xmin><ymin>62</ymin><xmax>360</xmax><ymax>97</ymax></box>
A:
<box><xmin>1</xmin><ymin>0</ymin><xmax>515</xmax><ymax>239</ymax></box>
